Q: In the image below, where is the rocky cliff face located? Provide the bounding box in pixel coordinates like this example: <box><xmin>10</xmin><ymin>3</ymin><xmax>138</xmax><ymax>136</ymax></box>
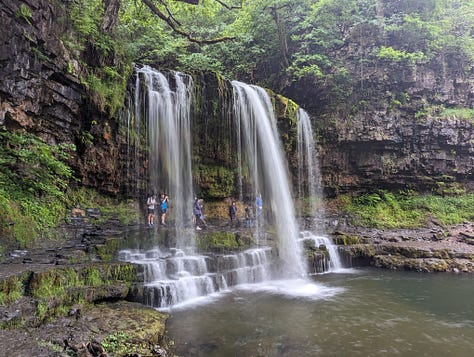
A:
<box><xmin>0</xmin><ymin>0</ymin><xmax>127</xmax><ymax>194</ymax></box>
<box><xmin>319</xmin><ymin>109</ymin><xmax>474</xmax><ymax>196</ymax></box>
<box><xmin>287</xmin><ymin>53</ymin><xmax>474</xmax><ymax>196</ymax></box>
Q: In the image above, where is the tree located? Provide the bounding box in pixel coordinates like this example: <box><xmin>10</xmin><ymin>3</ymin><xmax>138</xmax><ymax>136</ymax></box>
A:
<box><xmin>140</xmin><ymin>0</ymin><xmax>239</xmax><ymax>44</ymax></box>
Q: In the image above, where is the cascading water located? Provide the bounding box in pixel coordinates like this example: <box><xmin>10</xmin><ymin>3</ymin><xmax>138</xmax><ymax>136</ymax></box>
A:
<box><xmin>121</xmin><ymin>67</ymin><xmax>344</xmax><ymax>310</ymax></box>
<box><xmin>136</xmin><ymin>66</ymin><xmax>195</xmax><ymax>247</ymax></box>
<box><xmin>119</xmin><ymin>247</ymin><xmax>272</xmax><ymax>309</ymax></box>
<box><xmin>299</xmin><ymin>231</ymin><xmax>343</xmax><ymax>272</ymax></box>
<box><xmin>232</xmin><ymin>81</ymin><xmax>306</xmax><ymax>278</ymax></box>
<box><xmin>296</xmin><ymin>109</ymin><xmax>344</xmax><ymax>271</ymax></box>
<box><xmin>296</xmin><ymin>108</ymin><xmax>324</xmax><ymax>223</ymax></box>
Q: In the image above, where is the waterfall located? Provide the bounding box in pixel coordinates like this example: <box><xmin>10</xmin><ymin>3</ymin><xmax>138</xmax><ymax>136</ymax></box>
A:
<box><xmin>232</xmin><ymin>81</ymin><xmax>306</xmax><ymax>278</ymax></box>
<box><xmin>135</xmin><ymin>66</ymin><xmax>195</xmax><ymax>247</ymax></box>
<box><xmin>119</xmin><ymin>247</ymin><xmax>272</xmax><ymax>309</ymax></box>
<box><xmin>296</xmin><ymin>108</ymin><xmax>324</xmax><ymax>222</ymax></box>
<box><xmin>299</xmin><ymin>231</ymin><xmax>343</xmax><ymax>272</ymax></box>
<box><xmin>296</xmin><ymin>110</ymin><xmax>344</xmax><ymax>271</ymax></box>
<box><xmin>124</xmin><ymin>67</ymin><xmax>343</xmax><ymax>310</ymax></box>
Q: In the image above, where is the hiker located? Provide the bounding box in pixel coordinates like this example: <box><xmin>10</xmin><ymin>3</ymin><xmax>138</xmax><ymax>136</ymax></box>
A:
<box><xmin>244</xmin><ymin>204</ymin><xmax>253</xmax><ymax>228</ymax></box>
<box><xmin>193</xmin><ymin>197</ymin><xmax>204</xmax><ymax>230</ymax></box>
<box><xmin>255</xmin><ymin>193</ymin><xmax>263</xmax><ymax>220</ymax></box>
<box><xmin>228</xmin><ymin>200</ymin><xmax>238</xmax><ymax>227</ymax></box>
<box><xmin>146</xmin><ymin>193</ymin><xmax>156</xmax><ymax>226</ymax></box>
<box><xmin>160</xmin><ymin>193</ymin><xmax>169</xmax><ymax>226</ymax></box>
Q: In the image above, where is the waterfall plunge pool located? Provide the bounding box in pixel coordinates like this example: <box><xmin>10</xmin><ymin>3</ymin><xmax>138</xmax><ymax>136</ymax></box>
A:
<box><xmin>165</xmin><ymin>269</ymin><xmax>474</xmax><ymax>356</ymax></box>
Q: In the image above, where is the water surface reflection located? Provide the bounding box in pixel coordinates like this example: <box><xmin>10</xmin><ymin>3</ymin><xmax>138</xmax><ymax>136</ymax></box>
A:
<box><xmin>166</xmin><ymin>269</ymin><xmax>474</xmax><ymax>356</ymax></box>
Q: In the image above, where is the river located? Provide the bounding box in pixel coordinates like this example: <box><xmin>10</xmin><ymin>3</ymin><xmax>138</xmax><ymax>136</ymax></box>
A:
<box><xmin>165</xmin><ymin>269</ymin><xmax>474</xmax><ymax>356</ymax></box>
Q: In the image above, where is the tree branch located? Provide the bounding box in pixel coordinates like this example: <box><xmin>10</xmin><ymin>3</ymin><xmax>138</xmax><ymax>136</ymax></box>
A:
<box><xmin>141</xmin><ymin>0</ymin><xmax>236</xmax><ymax>44</ymax></box>
<box><xmin>175</xmin><ymin>0</ymin><xmax>242</xmax><ymax>8</ymax></box>
<box><xmin>213</xmin><ymin>0</ymin><xmax>242</xmax><ymax>10</ymax></box>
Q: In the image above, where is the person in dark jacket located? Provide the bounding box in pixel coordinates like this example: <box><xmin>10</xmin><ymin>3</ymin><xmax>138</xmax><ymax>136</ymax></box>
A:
<box><xmin>228</xmin><ymin>201</ymin><xmax>238</xmax><ymax>227</ymax></box>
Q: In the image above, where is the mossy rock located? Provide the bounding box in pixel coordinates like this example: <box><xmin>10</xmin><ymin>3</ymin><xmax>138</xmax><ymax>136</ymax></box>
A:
<box><xmin>0</xmin><ymin>272</ymin><xmax>29</xmax><ymax>306</ymax></box>
<box><xmin>1</xmin><ymin>263</ymin><xmax>139</xmax><ymax>327</ymax></box>
<box><xmin>196</xmin><ymin>231</ymin><xmax>253</xmax><ymax>252</ymax></box>
<box><xmin>194</xmin><ymin>164</ymin><xmax>235</xmax><ymax>198</ymax></box>
<box><xmin>332</xmin><ymin>232</ymin><xmax>362</xmax><ymax>245</ymax></box>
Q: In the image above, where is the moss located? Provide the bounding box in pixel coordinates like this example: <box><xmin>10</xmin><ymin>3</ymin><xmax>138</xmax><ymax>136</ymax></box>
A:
<box><xmin>272</xmin><ymin>93</ymin><xmax>299</xmax><ymax>154</ymax></box>
<box><xmin>16</xmin><ymin>264</ymin><xmax>138</xmax><ymax>325</ymax></box>
<box><xmin>195</xmin><ymin>164</ymin><xmax>235</xmax><ymax>198</ymax></box>
<box><xmin>345</xmin><ymin>244</ymin><xmax>376</xmax><ymax>258</ymax></box>
<box><xmin>332</xmin><ymin>233</ymin><xmax>361</xmax><ymax>245</ymax></box>
<box><xmin>196</xmin><ymin>231</ymin><xmax>253</xmax><ymax>252</ymax></box>
<box><xmin>93</xmin><ymin>238</ymin><xmax>124</xmax><ymax>262</ymax></box>
<box><xmin>0</xmin><ymin>273</ymin><xmax>27</xmax><ymax>305</ymax></box>
<box><xmin>104</xmin><ymin>263</ymin><xmax>137</xmax><ymax>283</ymax></box>
<box><xmin>84</xmin><ymin>267</ymin><xmax>104</xmax><ymax>286</ymax></box>
<box><xmin>92</xmin><ymin>302</ymin><xmax>170</xmax><ymax>356</ymax></box>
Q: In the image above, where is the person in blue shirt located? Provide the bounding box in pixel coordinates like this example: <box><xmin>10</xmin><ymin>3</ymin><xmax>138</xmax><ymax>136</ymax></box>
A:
<box><xmin>160</xmin><ymin>193</ymin><xmax>169</xmax><ymax>226</ymax></box>
<box><xmin>255</xmin><ymin>193</ymin><xmax>263</xmax><ymax>220</ymax></box>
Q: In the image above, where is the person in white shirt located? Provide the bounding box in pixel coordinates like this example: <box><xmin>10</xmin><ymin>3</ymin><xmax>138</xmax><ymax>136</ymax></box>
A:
<box><xmin>146</xmin><ymin>194</ymin><xmax>157</xmax><ymax>226</ymax></box>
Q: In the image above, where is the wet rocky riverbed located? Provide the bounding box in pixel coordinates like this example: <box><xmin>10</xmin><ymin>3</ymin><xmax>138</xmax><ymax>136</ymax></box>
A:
<box><xmin>1</xmin><ymin>213</ymin><xmax>473</xmax><ymax>356</ymax></box>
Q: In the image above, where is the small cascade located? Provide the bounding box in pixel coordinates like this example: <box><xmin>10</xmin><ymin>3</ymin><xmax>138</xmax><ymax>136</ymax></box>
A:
<box><xmin>118</xmin><ymin>247</ymin><xmax>272</xmax><ymax>309</ymax></box>
<box><xmin>299</xmin><ymin>231</ymin><xmax>343</xmax><ymax>273</ymax></box>
<box><xmin>296</xmin><ymin>108</ymin><xmax>324</xmax><ymax>223</ymax></box>
<box><xmin>295</xmin><ymin>109</ymin><xmax>345</xmax><ymax>273</ymax></box>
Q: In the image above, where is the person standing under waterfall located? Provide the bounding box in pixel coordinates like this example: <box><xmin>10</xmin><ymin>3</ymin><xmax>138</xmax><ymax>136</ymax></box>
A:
<box><xmin>255</xmin><ymin>193</ymin><xmax>263</xmax><ymax>222</ymax></box>
<box><xmin>160</xmin><ymin>193</ymin><xmax>169</xmax><ymax>226</ymax></box>
<box><xmin>244</xmin><ymin>204</ymin><xmax>253</xmax><ymax>228</ymax></box>
<box><xmin>229</xmin><ymin>200</ymin><xmax>238</xmax><ymax>227</ymax></box>
<box><xmin>193</xmin><ymin>197</ymin><xmax>204</xmax><ymax>230</ymax></box>
<box><xmin>146</xmin><ymin>193</ymin><xmax>156</xmax><ymax>226</ymax></box>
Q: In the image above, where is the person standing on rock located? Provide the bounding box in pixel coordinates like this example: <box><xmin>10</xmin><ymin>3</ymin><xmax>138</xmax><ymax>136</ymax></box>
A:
<box><xmin>245</xmin><ymin>204</ymin><xmax>253</xmax><ymax>228</ymax></box>
<box><xmin>229</xmin><ymin>200</ymin><xmax>238</xmax><ymax>227</ymax></box>
<box><xmin>193</xmin><ymin>197</ymin><xmax>204</xmax><ymax>230</ymax></box>
<box><xmin>255</xmin><ymin>193</ymin><xmax>263</xmax><ymax>223</ymax></box>
<box><xmin>160</xmin><ymin>193</ymin><xmax>169</xmax><ymax>226</ymax></box>
<box><xmin>146</xmin><ymin>193</ymin><xmax>156</xmax><ymax>226</ymax></box>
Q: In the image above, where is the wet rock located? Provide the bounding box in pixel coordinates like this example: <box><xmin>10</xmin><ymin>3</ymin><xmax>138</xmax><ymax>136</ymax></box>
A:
<box><xmin>0</xmin><ymin>301</ymin><xmax>171</xmax><ymax>357</ymax></box>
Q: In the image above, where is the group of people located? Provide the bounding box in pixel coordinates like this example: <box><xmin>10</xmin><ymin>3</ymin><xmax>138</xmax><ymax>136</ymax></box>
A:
<box><xmin>228</xmin><ymin>193</ymin><xmax>263</xmax><ymax>228</ymax></box>
<box><xmin>146</xmin><ymin>192</ymin><xmax>264</xmax><ymax>230</ymax></box>
<box><xmin>146</xmin><ymin>193</ymin><xmax>169</xmax><ymax>226</ymax></box>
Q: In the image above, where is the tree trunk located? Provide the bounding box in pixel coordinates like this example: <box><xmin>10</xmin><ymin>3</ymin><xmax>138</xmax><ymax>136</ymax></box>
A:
<box><xmin>101</xmin><ymin>0</ymin><xmax>121</xmax><ymax>33</ymax></box>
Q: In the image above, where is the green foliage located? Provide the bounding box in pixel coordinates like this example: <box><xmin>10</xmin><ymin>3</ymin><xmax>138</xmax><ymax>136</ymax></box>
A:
<box><xmin>196</xmin><ymin>231</ymin><xmax>244</xmax><ymax>252</ymax></box>
<box><xmin>376</xmin><ymin>46</ymin><xmax>425</xmax><ymax>64</ymax></box>
<box><xmin>66</xmin><ymin>187</ymin><xmax>140</xmax><ymax>226</ymax></box>
<box><xmin>439</xmin><ymin>107</ymin><xmax>474</xmax><ymax>123</ymax></box>
<box><xmin>62</xmin><ymin>0</ymin><xmax>132</xmax><ymax>115</ymax></box>
<box><xmin>15</xmin><ymin>4</ymin><xmax>33</xmax><ymax>25</ymax></box>
<box><xmin>84</xmin><ymin>267</ymin><xmax>103</xmax><ymax>286</ymax></box>
<box><xmin>196</xmin><ymin>165</ymin><xmax>235</xmax><ymax>198</ymax></box>
<box><xmin>343</xmin><ymin>191</ymin><xmax>474</xmax><ymax>229</ymax></box>
<box><xmin>0</xmin><ymin>127</ymin><xmax>75</xmax><ymax>247</ymax></box>
<box><xmin>413</xmin><ymin>194</ymin><xmax>474</xmax><ymax>225</ymax></box>
<box><xmin>0</xmin><ymin>276</ymin><xmax>24</xmax><ymax>306</ymax></box>
<box><xmin>102</xmin><ymin>331</ymin><xmax>131</xmax><ymax>355</ymax></box>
